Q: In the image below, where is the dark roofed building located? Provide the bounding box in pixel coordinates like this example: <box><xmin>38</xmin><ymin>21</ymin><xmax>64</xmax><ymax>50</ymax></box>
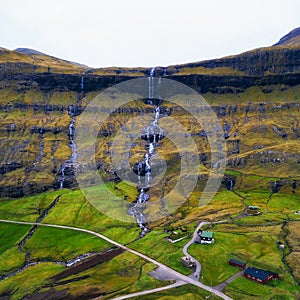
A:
<box><xmin>244</xmin><ymin>267</ymin><xmax>279</xmax><ymax>284</ymax></box>
<box><xmin>229</xmin><ymin>259</ymin><xmax>246</xmax><ymax>269</ymax></box>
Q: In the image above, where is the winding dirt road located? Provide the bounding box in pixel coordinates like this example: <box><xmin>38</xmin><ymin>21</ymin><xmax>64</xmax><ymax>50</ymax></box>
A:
<box><xmin>182</xmin><ymin>221</ymin><xmax>210</xmax><ymax>279</ymax></box>
<box><xmin>183</xmin><ymin>220</ymin><xmax>228</xmax><ymax>280</ymax></box>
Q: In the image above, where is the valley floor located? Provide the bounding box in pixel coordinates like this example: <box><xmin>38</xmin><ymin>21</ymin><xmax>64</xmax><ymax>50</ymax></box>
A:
<box><xmin>0</xmin><ymin>184</ymin><xmax>299</xmax><ymax>299</ymax></box>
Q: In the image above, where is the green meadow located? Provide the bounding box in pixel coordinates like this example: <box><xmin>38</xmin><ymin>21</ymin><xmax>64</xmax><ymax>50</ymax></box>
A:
<box><xmin>0</xmin><ymin>179</ymin><xmax>298</xmax><ymax>299</ymax></box>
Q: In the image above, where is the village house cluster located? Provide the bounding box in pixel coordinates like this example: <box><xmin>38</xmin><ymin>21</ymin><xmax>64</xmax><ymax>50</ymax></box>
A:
<box><xmin>180</xmin><ymin>227</ymin><xmax>279</xmax><ymax>286</ymax></box>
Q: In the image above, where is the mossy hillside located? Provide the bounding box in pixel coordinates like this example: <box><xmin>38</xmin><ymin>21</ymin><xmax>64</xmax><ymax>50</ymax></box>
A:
<box><xmin>284</xmin><ymin>221</ymin><xmax>300</xmax><ymax>283</ymax></box>
<box><xmin>91</xmin><ymin>66</ymin><xmax>147</xmax><ymax>76</ymax></box>
<box><xmin>0</xmin><ymin>48</ymin><xmax>87</xmax><ymax>74</ymax></box>
<box><xmin>170</xmin><ymin>45</ymin><xmax>300</xmax><ymax>76</ymax></box>
<box><xmin>90</xmin><ymin>95</ymin><xmax>300</xmax><ymax>229</ymax></box>
<box><xmin>0</xmin><ymin>247</ymin><xmax>26</xmax><ymax>276</ymax></box>
<box><xmin>0</xmin><ymin>86</ymin><xmax>80</xmax><ymax>106</ymax></box>
<box><xmin>0</xmin><ymin>107</ymin><xmax>73</xmax><ymax>195</ymax></box>
<box><xmin>0</xmin><ymin>73</ymin><xmax>299</xmax><ymax>196</ymax></box>
<box><xmin>176</xmin><ymin>66</ymin><xmax>248</xmax><ymax>76</ymax></box>
<box><xmin>0</xmin><ymin>92</ymin><xmax>299</xmax><ymax>198</ymax></box>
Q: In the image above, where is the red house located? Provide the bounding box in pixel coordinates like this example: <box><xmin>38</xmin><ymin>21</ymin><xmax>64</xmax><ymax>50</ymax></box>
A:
<box><xmin>228</xmin><ymin>259</ymin><xmax>246</xmax><ymax>269</ymax></box>
<box><xmin>243</xmin><ymin>267</ymin><xmax>279</xmax><ymax>284</ymax></box>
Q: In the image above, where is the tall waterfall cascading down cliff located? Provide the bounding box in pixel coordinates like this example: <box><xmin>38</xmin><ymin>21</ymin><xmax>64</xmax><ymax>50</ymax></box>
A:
<box><xmin>129</xmin><ymin>67</ymin><xmax>165</xmax><ymax>237</ymax></box>
<box><xmin>59</xmin><ymin>105</ymin><xmax>78</xmax><ymax>189</ymax></box>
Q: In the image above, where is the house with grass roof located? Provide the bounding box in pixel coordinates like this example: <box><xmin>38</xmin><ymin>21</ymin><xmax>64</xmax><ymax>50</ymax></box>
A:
<box><xmin>246</xmin><ymin>205</ymin><xmax>261</xmax><ymax>216</ymax></box>
<box><xmin>195</xmin><ymin>230</ymin><xmax>215</xmax><ymax>244</ymax></box>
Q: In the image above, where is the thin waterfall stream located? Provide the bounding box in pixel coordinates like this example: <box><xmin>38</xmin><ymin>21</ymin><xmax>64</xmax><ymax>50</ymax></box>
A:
<box><xmin>59</xmin><ymin>105</ymin><xmax>77</xmax><ymax>189</ymax></box>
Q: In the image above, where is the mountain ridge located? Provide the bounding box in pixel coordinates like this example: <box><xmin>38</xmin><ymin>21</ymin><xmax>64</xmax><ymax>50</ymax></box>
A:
<box><xmin>273</xmin><ymin>27</ymin><xmax>300</xmax><ymax>46</ymax></box>
<box><xmin>14</xmin><ymin>47</ymin><xmax>88</xmax><ymax>68</ymax></box>
<box><xmin>1</xmin><ymin>27</ymin><xmax>299</xmax><ymax>75</ymax></box>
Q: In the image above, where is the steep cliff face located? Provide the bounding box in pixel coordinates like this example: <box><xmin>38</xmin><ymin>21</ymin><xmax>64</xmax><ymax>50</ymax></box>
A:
<box><xmin>0</xmin><ymin>30</ymin><xmax>299</xmax><ymax>197</ymax></box>
<box><xmin>0</xmin><ymin>72</ymin><xmax>135</xmax><ymax>93</ymax></box>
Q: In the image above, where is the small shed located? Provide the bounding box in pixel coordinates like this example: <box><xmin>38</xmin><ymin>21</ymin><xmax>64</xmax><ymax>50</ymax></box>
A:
<box><xmin>228</xmin><ymin>259</ymin><xmax>246</xmax><ymax>269</ymax></box>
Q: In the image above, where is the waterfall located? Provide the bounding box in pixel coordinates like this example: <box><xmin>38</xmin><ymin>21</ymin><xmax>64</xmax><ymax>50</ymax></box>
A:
<box><xmin>67</xmin><ymin>106</ymin><xmax>77</xmax><ymax>162</ymax></box>
<box><xmin>149</xmin><ymin>143</ymin><xmax>154</xmax><ymax>154</ymax></box>
<box><xmin>148</xmin><ymin>77</ymin><xmax>152</xmax><ymax>101</ymax></box>
<box><xmin>155</xmin><ymin>106</ymin><xmax>160</xmax><ymax>120</ymax></box>
<box><xmin>229</xmin><ymin>179</ymin><xmax>233</xmax><ymax>191</ymax></box>
<box><xmin>129</xmin><ymin>66</ymin><xmax>165</xmax><ymax>238</ymax></box>
<box><xmin>150</xmin><ymin>67</ymin><xmax>155</xmax><ymax>77</ymax></box>
<box><xmin>148</xmin><ymin>67</ymin><xmax>155</xmax><ymax>99</ymax></box>
<box><xmin>59</xmin><ymin>106</ymin><xmax>77</xmax><ymax>189</ymax></box>
<box><xmin>80</xmin><ymin>76</ymin><xmax>84</xmax><ymax>91</ymax></box>
<box><xmin>59</xmin><ymin>164</ymin><xmax>66</xmax><ymax>189</ymax></box>
<box><xmin>138</xmin><ymin>188</ymin><xmax>144</xmax><ymax>204</ymax></box>
<box><xmin>69</xmin><ymin>118</ymin><xmax>77</xmax><ymax>162</ymax></box>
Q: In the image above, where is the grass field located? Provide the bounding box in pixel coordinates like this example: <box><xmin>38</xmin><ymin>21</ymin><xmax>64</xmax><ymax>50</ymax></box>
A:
<box><xmin>224</xmin><ymin>275</ymin><xmax>300</xmax><ymax>299</ymax></box>
<box><xmin>0</xmin><ymin>190</ymin><xmax>66</xmax><ymax>222</ymax></box>
<box><xmin>189</xmin><ymin>230</ymin><xmax>284</xmax><ymax>286</ymax></box>
<box><xmin>0</xmin><ymin>189</ymin><xmax>170</xmax><ymax>299</ymax></box>
<box><xmin>0</xmin><ymin>185</ymin><xmax>299</xmax><ymax>299</ymax></box>
<box><xmin>24</xmin><ymin>227</ymin><xmax>111</xmax><ymax>262</ymax></box>
<box><xmin>129</xmin><ymin>230</ymin><xmax>191</xmax><ymax>276</ymax></box>
<box><xmin>0</xmin><ymin>223</ymin><xmax>30</xmax><ymax>274</ymax></box>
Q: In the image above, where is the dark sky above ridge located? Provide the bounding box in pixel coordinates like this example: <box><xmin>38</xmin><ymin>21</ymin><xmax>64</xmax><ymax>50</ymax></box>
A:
<box><xmin>1</xmin><ymin>0</ymin><xmax>299</xmax><ymax>68</ymax></box>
